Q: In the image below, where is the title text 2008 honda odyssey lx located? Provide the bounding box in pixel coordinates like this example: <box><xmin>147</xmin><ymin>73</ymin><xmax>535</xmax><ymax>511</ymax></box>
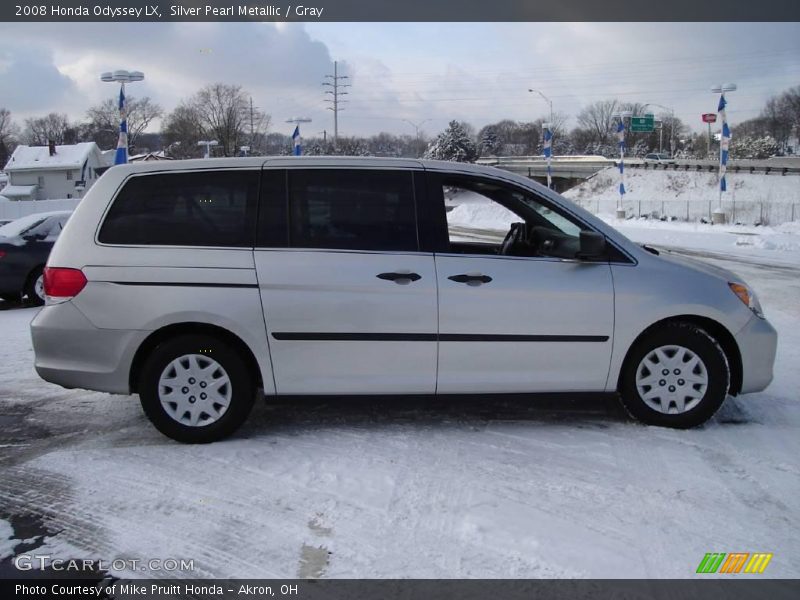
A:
<box><xmin>30</xmin><ymin>157</ymin><xmax>777</xmax><ymax>442</ymax></box>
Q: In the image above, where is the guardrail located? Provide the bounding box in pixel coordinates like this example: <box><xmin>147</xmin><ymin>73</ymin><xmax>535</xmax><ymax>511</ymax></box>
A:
<box><xmin>622</xmin><ymin>161</ymin><xmax>800</xmax><ymax>176</ymax></box>
<box><xmin>571</xmin><ymin>197</ymin><xmax>799</xmax><ymax>226</ymax></box>
<box><xmin>480</xmin><ymin>156</ymin><xmax>800</xmax><ymax>177</ymax></box>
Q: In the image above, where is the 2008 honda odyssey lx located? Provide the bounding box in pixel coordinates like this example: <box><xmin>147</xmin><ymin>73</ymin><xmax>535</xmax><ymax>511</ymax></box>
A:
<box><xmin>30</xmin><ymin>157</ymin><xmax>777</xmax><ymax>442</ymax></box>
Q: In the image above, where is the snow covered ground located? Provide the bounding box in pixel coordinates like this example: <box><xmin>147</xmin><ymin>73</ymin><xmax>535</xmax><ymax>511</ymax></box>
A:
<box><xmin>564</xmin><ymin>168</ymin><xmax>799</xmax><ymax>225</ymax></box>
<box><xmin>1</xmin><ymin>219</ymin><xmax>799</xmax><ymax>579</ymax></box>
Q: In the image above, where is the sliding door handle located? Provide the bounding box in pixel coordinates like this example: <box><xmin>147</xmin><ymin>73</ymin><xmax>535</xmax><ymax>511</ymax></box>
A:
<box><xmin>448</xmin><ymin>273</ymin><xmax>492</xmax><ymax>286</ymax></box>
<box><xmin>377</xmin><ymin>271</ymin><xmax>422</xmax><ymax>284</ymax></box>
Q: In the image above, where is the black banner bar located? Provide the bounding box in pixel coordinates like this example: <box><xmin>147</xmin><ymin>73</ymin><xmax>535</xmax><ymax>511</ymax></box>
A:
<box><xmin>2</xmin><ymin>1</ymin><xmax>799</xmax><ymax>22</ymax></box>
<box><xmin>3</xmin><ymin>579</ymin><xmax>800</xmax><ymax>600</ymax></box>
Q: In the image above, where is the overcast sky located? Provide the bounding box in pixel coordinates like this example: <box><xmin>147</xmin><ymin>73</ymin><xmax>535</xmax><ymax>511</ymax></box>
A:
<box><xmin>0</xmin><ymin>22</ymin><xmax>797</xmax><ymax>139</ymax></box>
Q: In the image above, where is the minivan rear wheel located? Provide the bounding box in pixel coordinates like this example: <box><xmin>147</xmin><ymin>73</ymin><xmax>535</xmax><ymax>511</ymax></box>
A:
<box><xmin>139</xmin><ymin>334</ymin><xmax>255</xmax><ymax>443</ymax></box>
<box><xmin>620</xmin><ymin>322</ymin><xmax>729</xmax><ymax>428</ymax></box>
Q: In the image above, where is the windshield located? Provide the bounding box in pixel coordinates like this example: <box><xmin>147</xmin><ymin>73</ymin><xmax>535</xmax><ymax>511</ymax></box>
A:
<box><xmin>0</xmin><ymin>214</ymin><xmax>49</xmax><ymax>238</ymax></box>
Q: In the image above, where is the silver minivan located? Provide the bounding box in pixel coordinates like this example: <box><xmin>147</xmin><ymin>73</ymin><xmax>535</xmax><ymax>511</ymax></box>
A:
<box><xmin>31</xmin><ymin>157</ymin><xmax>777</xmax><ymax>442</ymax></box>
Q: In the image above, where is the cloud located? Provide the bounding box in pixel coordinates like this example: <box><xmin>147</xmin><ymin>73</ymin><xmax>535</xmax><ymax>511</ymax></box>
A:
<box><xmin>0</xmin><ymin>22</ymin><xmax>337</xmax><ymax>131</ymax></box>
<box><xmin>0</xmin><ymin>43</ymin><xmax>83</xmax><ymax>114</ymax></box>
<box><xmin>0</xmin><ymin>22</ymin><xmax>797</xmax><ymax>138</ymax></box>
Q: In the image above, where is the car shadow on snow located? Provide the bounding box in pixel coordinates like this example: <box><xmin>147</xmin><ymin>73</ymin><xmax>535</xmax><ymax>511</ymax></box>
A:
<box><xmin>0</xmin><ymin>297</ymin><xmax>40</xmax><ymax>311</ymax></box>
<box><xmin>240</xmin><ymin>392</ymin><xmax>635</xmax><ymax>436</ymax></box>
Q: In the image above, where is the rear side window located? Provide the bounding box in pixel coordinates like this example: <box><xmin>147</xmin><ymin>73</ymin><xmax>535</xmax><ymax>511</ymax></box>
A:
<box><xmin>99</xmin><ymin>171</ymin><xmax>259</xmax><ymax>247</ymax></box>
<box><xmin>287</xmin><ymin>169</ymin><xmax>418</xmax><ymax>251</ymax></box>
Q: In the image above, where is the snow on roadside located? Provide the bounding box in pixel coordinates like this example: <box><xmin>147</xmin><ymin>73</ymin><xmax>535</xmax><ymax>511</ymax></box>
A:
<box><xmin>448</xmin><ymin>200</ymin><xmax>518</xmax><ymax>231</ymax></box>
<box><xmin>565</xmin><ymin>167</ymin><xmax>800</xmax><ymax>205</ymax></box>
<box><xmin>598</xmin><ymin>215</ymin><xmax>800</xmax><ymax>266</ymax></box>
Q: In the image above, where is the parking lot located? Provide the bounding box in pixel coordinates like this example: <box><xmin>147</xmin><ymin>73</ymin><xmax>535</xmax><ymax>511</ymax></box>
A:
<box><xmin>1</xmin><ymin>250</ymin><xmax>799</xmax><ymax>579</ymax></box>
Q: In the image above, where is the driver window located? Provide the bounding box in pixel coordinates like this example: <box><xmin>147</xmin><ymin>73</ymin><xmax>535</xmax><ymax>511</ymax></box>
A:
<box><xmin>444</xmin><ymin>182</ymin><xmax>524</xmax><ymax>248</ymax></box>
<box><xmin>441</xmin><ymin>177</ymin><xmax>585</xmax><ymax>258</ymax></box>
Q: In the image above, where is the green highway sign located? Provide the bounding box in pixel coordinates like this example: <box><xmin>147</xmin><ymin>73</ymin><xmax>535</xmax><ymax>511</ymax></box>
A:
<box><xmin>630</xmin><ymin>114</ymin><xmax>655</xmax><ymax>133</ymax></box>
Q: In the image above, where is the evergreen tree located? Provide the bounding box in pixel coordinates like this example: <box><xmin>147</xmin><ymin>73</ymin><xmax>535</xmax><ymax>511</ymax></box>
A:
<box><xmin>479</xmin><ymin>127</ymin><xmax>501</xmax><ymax>156</ymax></box>
<box><xmin>424</xmin><ymin>120</ymin><xmax>478</xmax><ymax>162</ymax></box>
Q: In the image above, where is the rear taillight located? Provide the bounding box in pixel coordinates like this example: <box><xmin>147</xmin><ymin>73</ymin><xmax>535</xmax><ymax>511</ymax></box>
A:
<box><xmin>0</xmin><ymin>250</ymin><xmax>6</xmax><ymax>259</ymax></box>
<box><xmin>43</xmin><ymin>267</ymin><xmax>87</xmax><ymax>303</ymax></box>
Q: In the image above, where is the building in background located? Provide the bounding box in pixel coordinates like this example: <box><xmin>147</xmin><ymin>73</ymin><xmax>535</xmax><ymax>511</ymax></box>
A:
<box><xmin>1</xmin><ymin>142</ymin><xmax>111</xmax><ymax>201</ymax></box>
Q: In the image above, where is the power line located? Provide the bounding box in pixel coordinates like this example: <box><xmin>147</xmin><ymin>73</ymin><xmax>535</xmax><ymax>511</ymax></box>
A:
<box><xmin>322</xmin><ymin>60</ymin><xmax>350</xmax><ymax>148</ymax></box>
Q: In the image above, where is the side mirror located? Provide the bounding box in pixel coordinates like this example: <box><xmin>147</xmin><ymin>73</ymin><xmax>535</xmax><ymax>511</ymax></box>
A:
<box><xmin>577</xmin><ymin>231</ymin><xmax>607</xmax><ymax>260</ymax></box>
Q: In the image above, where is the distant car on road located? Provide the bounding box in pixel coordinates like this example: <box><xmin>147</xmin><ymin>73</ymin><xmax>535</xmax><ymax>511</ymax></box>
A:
<box><xmin>0</xmin><ymin>211</ymin><xmax>72</xmax><ymax>305</ymax></box>
<box><xmin>643</xmin><ymin>153</ymin><xmax>675</xmax><ymax>164</ymax></box>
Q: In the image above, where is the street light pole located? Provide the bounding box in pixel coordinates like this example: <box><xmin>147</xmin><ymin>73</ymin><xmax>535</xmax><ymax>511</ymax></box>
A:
<box><xmin>528</xmin><ymin>88</ymin><xmax>553</xmax><ymax>124</ymax></box>
<box><xmin>528</xmin><ymin>88</ymin><xmax>553</xmax><ymax>150</ymax></box>
<box><xmin>197</xmin><ymin>140</ymin><xmax>218</xmax><ymax>159</ymax></box>
<box><xmin>100</xmin><ymin>70</ymin><xmax>144</xmax><ymax>165</ymax></box>
<box><xmin>402</xmin><ymin>119</ymin><xmax>430</xmax><ymax>157</ymax></box>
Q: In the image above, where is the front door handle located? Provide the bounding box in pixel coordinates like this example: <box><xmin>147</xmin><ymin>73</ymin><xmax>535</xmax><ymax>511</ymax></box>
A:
<box><xmin>377</xmin><ymin>271</ymin><xmax>422</xmax><ymax>284</ymax></box>
<box><xmin>448</xmin><ymin>273</ymin><xmax>493</xmax><ymax>286</ymax></box>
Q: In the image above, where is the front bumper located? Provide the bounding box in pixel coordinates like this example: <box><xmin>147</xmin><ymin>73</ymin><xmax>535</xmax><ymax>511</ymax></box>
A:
<box><xmin>735</xmin><ymin>314</ymin><xmax>778</xmax><ymax>394</ymax></box>
<box><xmin>30</xmin><ymin>301</ymin><xmax>146</xmax><ymax>395</ymax></box>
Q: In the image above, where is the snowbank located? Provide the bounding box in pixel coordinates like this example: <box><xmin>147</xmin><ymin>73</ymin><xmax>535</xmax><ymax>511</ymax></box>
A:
<box><xmin>567</xmin><ymin>167</ymin><xmax>799</xmax><ymax>205</ymax></box>
<box><xmin>448</xmin><ymin>201</ymin><xmax>518</xmax><ymax>231</ymax></box>
<box><xmin>565</xmin><ymin>167</ymin><xmax>799</xmax><ymax>225</ymax></box>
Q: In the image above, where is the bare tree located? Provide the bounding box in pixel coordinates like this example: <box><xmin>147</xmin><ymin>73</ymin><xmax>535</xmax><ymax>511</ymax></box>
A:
<box><xmin>161</xmin><ymin>104</ymin><xmax>205</xmax><ymax>159</ymax></box>
<box><xmin>23</xmin><ymin>113</ymin><xmax>73</xmax><ymax>146</ymax></box>
<box><xmin>576</xmin><ymin>99</ymin><xmax>620</xmax><ymax>146</ymax></box>
<box><xmin>85</xmin><ymin>96</ymin><xmax>163</xmax><ymax>151</ymax></box>
<box><xmin>188</xmin><ymin>83</ymin><xmax>270</xmax><ymax>156</ymax></box>
<box><xmin>0</xmin><ymin>108</ymin><xmax>20</xmax><ymax>165</ymax></box>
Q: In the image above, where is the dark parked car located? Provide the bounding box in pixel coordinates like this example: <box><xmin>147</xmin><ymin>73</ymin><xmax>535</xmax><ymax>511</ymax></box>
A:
<box><xmin>0</xmin><ymin>211</ymin><xmax>72</xmax><ymax>305</ymax></box>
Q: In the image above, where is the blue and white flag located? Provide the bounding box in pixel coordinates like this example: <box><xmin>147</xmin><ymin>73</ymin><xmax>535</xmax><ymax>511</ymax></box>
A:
<box><xmin>718</xmin><ymin>94</ymin><xmax>730</xmax><ymax>193</ymax></box>
<box><xmin>114</xmin><ymin>85</ymin><xmax>128</xmax><ymax>165</ymax></box>
<box><xmin>617</xmin><ymin>120</ymin><xmax>626</xmax><ymax>199</ymax></box>
<box><xmin>292</xmin><ymin>126</ymin><xmax>302</xmax><ymax>156</ymax></box>
<box><xmin>543</xmin><ymin>126</ymin><xmax>553</xmax><ymax>189</ymax></box>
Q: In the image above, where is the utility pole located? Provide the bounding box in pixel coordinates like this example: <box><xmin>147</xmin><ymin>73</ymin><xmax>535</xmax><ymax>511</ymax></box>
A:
<box><xmin>249</xmin><ymin>97</ymin><xmax>255</xmax><ymax>148</ymax></box>
<box><xmin>323</xmin><ymin>60</ymin><xmax>350</xmax><ymax>149</ymax></box>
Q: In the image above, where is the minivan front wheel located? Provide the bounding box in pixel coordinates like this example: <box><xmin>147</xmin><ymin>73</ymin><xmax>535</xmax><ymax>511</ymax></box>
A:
<box><xmin>620</xmin><ymin>322</ymin><xmax>729</xmax><ymax>428</ymax></box>
<box><xmin>139</xmin><ymin>334</ymin><xmax>255</xmax><ymax>443</ymax></box>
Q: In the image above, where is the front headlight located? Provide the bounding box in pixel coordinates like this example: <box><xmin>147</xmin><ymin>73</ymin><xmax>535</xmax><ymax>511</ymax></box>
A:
<box><xmin>729</xmin><ymin>282</ymin><xmax>764</xmax><ymax>318</ymax></box>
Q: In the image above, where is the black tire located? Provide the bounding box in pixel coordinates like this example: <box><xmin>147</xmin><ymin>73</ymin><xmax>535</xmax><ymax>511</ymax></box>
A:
<box><xmin>24</xmin><ymin>266</ymin><xmax>45</xmax><ymax>306</ymax></box>
<box><xmin>139</xmin><ymin>334</ymin><xmax>255</xmax><ymax>443</ymax></box>
<box><xmin>620</xmin><ymin>322</ymin><xmax>729</xmax><ymax>428</ymax></box>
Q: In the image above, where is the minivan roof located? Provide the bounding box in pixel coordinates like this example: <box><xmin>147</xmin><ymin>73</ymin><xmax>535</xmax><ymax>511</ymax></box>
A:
<box><xmin>99</xmin><ymin>156</ymin><xmax>512</xmax><ymax>177</ymax></box>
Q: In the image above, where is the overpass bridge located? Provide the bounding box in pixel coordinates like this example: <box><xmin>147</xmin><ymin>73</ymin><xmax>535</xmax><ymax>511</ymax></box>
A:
<box><xmin>477</xmin><ymin>156</ymin><xmax>800</xmax><ymax>192</ymax></box>
<box><xmin>476</xmin><ymin>156</ymin><xmax>612</xmax><ymax>191</ymax></box>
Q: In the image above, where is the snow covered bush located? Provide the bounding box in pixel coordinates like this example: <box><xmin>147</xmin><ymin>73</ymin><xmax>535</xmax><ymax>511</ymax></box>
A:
<box><xmin>425</xmin><ymin>121</ymin><xmax>478</xmax><ymax>162</ymax></box>
<box><xmin>730</xmin><ymin>135</ymin><xmax>779</xmax><ymax>159</ymax></box>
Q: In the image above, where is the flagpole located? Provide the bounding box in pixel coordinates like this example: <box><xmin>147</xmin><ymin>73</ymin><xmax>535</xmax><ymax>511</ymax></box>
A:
<box><xmin>115</xmin><ymin>82</ymin><xmax>127</xmax><ymax>165</ymax></box>
<box><xmin>542</xmin><ymin>122</ymin><xmax>553</xmax><ymax>189</ymax></box>
<box><xmin>614</xmin><ymin>111</ymin><xmax>631</xmax><ymax>219</ymax></box>
<box><xmin>711</xmin><ymin>83</ymin><xmax>736</xmax><ymax>224</ymax></box>
<box><xmin>100</xmin><ymin>70</ymin><xmax>144</xmax><ymax>166</ymax></box>
<box><xmin>285</xmin><ymin>117</ymin><xmax>312</xmax><ymax>156</ymax></box>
